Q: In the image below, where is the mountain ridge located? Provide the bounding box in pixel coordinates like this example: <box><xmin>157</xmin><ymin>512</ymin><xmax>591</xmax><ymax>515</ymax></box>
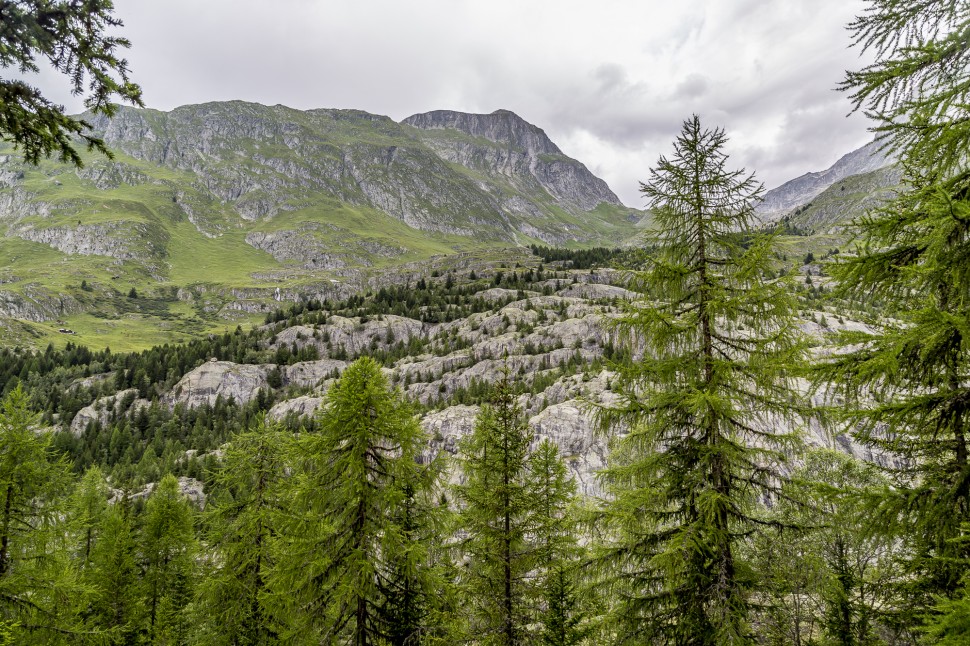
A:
<box><xmin>758</xmin><ymin>140</ymin><xmax>894</xmax><ymax>220</ymax></box>
<box><xmin>0</xmin><ymin>101</ymin><xmax>643</xmax><ymax>349</ymax></box>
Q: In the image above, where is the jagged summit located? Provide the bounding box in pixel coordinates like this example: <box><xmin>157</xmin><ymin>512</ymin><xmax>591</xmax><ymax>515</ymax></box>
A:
<box><xmin>403</xmin><ymin>108</ymin><xmax>564</xmax><ymax>156</ymax></box>
<box><xmin>403</xmin><ymin>108</ymin><xmax>622</xmax><ymax>211</ymax></box>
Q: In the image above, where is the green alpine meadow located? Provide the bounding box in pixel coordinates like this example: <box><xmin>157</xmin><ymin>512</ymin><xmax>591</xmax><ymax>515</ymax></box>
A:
<box><xmin>0</xmin><ymin>0</ymin><xmax>968</xmax><ymax>644</ymax></box>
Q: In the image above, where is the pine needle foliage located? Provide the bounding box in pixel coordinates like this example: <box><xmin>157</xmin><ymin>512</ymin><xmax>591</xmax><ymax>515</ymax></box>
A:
<box><xmin>596</xmin><ymin>115</ymin><xmax>808</xmax><ymax>645</ymax></box>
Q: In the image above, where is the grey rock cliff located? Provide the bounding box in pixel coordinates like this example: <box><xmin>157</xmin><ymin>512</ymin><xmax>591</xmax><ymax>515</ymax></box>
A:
<box><xmin>758</xmin><ymin>141</ymin><xmax>894</xmax><ymax>220</ymax></box>
<box><xmin>404</xmin><ymin>109</ymin><xmax>622</xmax><ymax>213</ymax></box>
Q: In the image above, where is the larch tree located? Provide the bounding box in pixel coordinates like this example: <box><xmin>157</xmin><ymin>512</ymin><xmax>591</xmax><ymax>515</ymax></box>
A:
<box><xmin>0</xmin><ymin>0</ymin><xmax>143</xmax><ymax>166</ymax></box>
<box><xmin>527</xmin><ymin>439</ymin><xmax>587</xmax><ymax>646</ymax></box>
<box><xmin>749</xmin><ymin>450</ymin><xmax>901</xmax><ymax>646</ymax></box>
<box><xmin>0</xmin><ymin>385</ymin><xmax>80</xmax><ymax>643</ymax></box>
<box><xmin>193</xmin><ymin>417</ymin><xmax>290</xmax><ymax>646</ymax></box>
<box><xmin>274</xmin><ymin>357</ymin><xmax>443</xmax><ymax>645</ymax></box>
<box><xmin>596</xmin><ymin>115</ymin><xmax>807</xmax><ymax>645</ymax></box>
<box><xmin>457</xmin><ymin>378</ymin><xmax>535</xmax><ymax>646</ymax></box>
<box><xmin>87</xmin><ymin>500</ymin><xmax>142</xmax><ymax>644</ymax></box>
<box><xmin>820</xmin><ymin>0</ymin><xmax>970</xmax><ymax>625</ymax></box>
<box><xmin>67</xmin><ymin>465</ymin><xmax>110</xmax><ymax>572</ymax></box>
<box><xmin>139</xmin><ymin>474</ymin><xmax>198</xmax><ymax>645</ymax></box>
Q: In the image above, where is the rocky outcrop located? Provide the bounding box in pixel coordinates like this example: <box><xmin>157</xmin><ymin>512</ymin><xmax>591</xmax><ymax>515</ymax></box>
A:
<box><xmin>272</xmin><ymin>315</ymin><xmax>425</xmax><ymax>357</ymax></box>
<box><xmin>70</xmin><ymin>389</ymin><xmax>147</xmax><ymax>436</ymax></box>
<box><xmin>556</xmin><ymin>283</ymin><xmax>635</xmax><ymax>300</ymax></box>
<box><xmin>268</xmin><ymin>395</ymin><xmax>325</xmax><ymax>421</ymax></box>
<box><xmin>167</xmin><ymin>359</ymin><xmax>270</xmax><ymax>408</ymax></box>
<box><xmin>529</xmin><ymin>401</ymin><xmax>612</xmax><ymax>496</ymax></box>
<box><xmin>13</xmin><ymin>221</ymin><xmax>168</xmax><ymax>261</ymax></box>
<box><xmin>404</xmin><ymin>109</ymin><xmax>622</xmax><ymax>214</ymax></box>
<box><xmin>283</xmin><ymin>359</ymin><xmax>346</xmax><ymax>388</ymax></box>
<box><xmin>0</xmin><ymin>285</ymin><xmax>84</xmax><ymax>321</ymax></box>
<box><xmin>119</xmin><ymin>476</ymin><xmax>207</xmax><ymax>508</ymax></box>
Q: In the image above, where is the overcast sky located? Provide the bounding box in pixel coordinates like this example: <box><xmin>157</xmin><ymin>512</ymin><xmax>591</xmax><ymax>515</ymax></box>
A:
<box><xmin>37</xmin><ymin>0</ymin><xmax>876</xmax><ymax>207</ymax></box>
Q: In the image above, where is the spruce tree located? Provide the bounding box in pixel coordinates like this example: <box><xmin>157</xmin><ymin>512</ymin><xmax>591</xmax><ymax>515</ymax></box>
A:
<box><xmin>274</xmin><ymin>357</ymin><xmax>442</xmax><ymax>645</ymax></box>
<box><xmin>457</xmin><ymin>378</ymin><xmax>535</xmax><ymax>645</ymax></box>
<box><xmin>596</xmin><ymin>115</ymin><xmax>807</xmax><ymax>644</ymax></box>
<box><xmin>820</xmin><ymin>0</ymin><xmax>970</xmax><ymax>622</ymax></box>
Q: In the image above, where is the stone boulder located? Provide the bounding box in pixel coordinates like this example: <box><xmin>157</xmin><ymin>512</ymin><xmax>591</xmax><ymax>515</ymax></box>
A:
<box><xmin>283</xmin><ymin>359</ymin><xmax>346</xmax><ymax>388</ymax></box>
<box><xmin>268</xmin><ymin>395</ymin><xmax>325</xmax><ymax>421</ymax></box>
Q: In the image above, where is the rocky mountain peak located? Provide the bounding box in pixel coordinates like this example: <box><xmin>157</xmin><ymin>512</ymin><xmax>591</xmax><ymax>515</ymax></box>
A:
<box><xmin>402</xmin><ymin>108</ymin><xmax>622</xmax><ymax>212</ymax></box>
<box><xmin>758</xmin><ymin>140</ymin><xmax>894</xmax><ymax>220</ymax></box>
<box><xmin>402</xmin><ymin>108</ymin><xmax>563</xmax><ymax>157</ymax></box>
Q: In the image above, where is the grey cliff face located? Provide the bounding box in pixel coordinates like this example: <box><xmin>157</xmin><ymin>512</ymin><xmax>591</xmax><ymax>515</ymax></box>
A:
<box><xmin>758</xmin><ymin>141</ymin><xmax>894</xmax><ymax>220</ymax></box>
<box><xmin>404</xmin><ymin>109</ymin><xmax>622</xmax><ymax>213</ymax></box>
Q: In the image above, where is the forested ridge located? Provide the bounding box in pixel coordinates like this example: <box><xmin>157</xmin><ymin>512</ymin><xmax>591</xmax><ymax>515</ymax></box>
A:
<box><xmin>1</xmin><ymin>0</ymin><xmax>970</xmax><ymax>644</ymax></box>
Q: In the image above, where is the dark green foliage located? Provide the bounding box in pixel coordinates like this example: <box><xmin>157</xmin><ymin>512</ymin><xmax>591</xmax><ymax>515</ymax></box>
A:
<box><xmin>750</xmin><ymin>450</ymin><xmax>902</xmax><ymax>645</ymax></box>
<box><xmin>529</xmin><ymin>245</ymin><xmax>624</xmax><ymax>270</ymax></box>
<box><xmin>86</xmin><ymin>502</ymin><xmax>141</xmax><ymax>644</ymax></box>
<box><xmin>596</xmin><ymin>115</ymin><xmax>807</xmax><ymax>645</ymax></box>
<box><xmin>139</xmin><ymin>474</ymin><xmax>198</xmax><ymax>644</ymax></box>
<box><xmin>0</xmin><ymin>386</ymin><xmax>80</xmax><ymax>643</ymax></box>
<box><xmin>0</xmin><ymin>0</ymin><xmax>143</xmax><ymax>166</ymax></box>
<box><xmin>193</xmin><ymin>417</ymin><xmax>289</xmax><ymax>645</ymax></box>
<box><xmin>528</xmin><ymin>440</ymin><xmax>587</xmax><ymax>646</ymax></box>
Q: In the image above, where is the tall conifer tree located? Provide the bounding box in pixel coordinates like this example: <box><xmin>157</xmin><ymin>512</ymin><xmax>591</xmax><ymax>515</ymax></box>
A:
<box><xmin>0</xmin><ymin>386</ymin><xmax>80</xmax><ymax>643</ymax></box>
<box><xmin>193</xmin><ymin>417</ymin><xmax>289</xmax><ymax>645</ymax></box>
<box><xmin>458</xmin><ymin>378</ymin><xmax>535</xmax><ymax>646</ymax></box>
<box><xmin>527</xmin><ymin>439</ymin><xmax>587</xmax><ymax>646</ymax></box>
<box><xmin>821</xmin><ymin>0</ymin><xmax>970</xmax><ymax>623</ymax></box>
<box><xmin>139</xmin><ymin>474</ymin><xmax>198</xmax><ymax>645</ymax></box>
<box><xmin>596</xmin><ymin>115</ymin><xmax>807</xmax><ymax>645</ymax></box>
<box><xmin>274</xmin><ymin>357</ymin><xmax>442</xmax><ymax>645</ymax></box>
<box><xmin>87</xmin><ymin>501</ymin><xmax>142</xmax><ymax>644</ymax></box>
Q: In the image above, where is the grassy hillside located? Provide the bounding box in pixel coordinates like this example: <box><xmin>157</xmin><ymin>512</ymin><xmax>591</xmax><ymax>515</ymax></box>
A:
<box><xmin>0</xmin><ymin>103</ymin><xmax>651</xmax><ymax>350</ymax></box>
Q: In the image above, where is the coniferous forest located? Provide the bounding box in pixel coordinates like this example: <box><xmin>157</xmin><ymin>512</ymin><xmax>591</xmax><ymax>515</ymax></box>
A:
<box><xmin>1</xmin><ymin>0</ymin><xmax>969</xmax><ymax>644</ymax></box>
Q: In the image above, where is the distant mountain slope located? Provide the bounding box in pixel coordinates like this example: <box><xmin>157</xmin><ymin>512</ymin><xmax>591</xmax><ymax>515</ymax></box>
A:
<box><xmin>403</xmin><ymin>109</ymin><xmax>621</xmax><ymax>213</ymax></box>
<box><xmin>758</xmin><ymin>141</ymin><xmax>894</xmax><ymax>221</ymax></box>
<box><xmin>780</xmin><ymin>164</ymin><xmax>903</xmax><ymax>235</ymax></box>
<box><xmin>0</xmin><ymin>101</ymin><xmax>643</xmax><ymax>347</ymax></box>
